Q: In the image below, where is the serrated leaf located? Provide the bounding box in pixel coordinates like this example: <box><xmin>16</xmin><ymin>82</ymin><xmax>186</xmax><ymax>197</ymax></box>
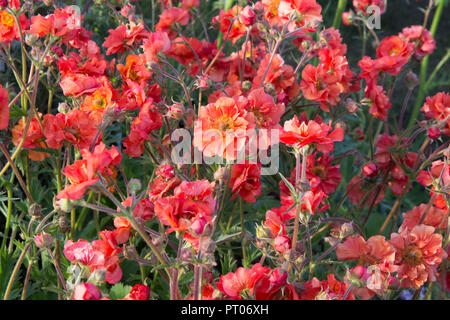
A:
<box><xmin>109</xmin><ymin>283</ymin><xmax>132</xmax><ymax>300</ymax></box>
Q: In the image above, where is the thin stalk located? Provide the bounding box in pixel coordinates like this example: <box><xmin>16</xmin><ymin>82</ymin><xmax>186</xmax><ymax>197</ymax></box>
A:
<box><xmin>407</xmin><ymin>0</ymin><xmax>445</xmax><ymax>130</ymax></box>
<box><xmin>239</xmin><ymin>198</ymin><xmax>247</xmax><ymax>267</ymax></box>
<box><xmin>332</xmin><ymin>0</ymin><xmax>348</xmax><ymax>29</ymax></box>
<box><xmin>4</xmin><ymin>242</ymin><xmax>32</xmax><ymax>300</ymax></box>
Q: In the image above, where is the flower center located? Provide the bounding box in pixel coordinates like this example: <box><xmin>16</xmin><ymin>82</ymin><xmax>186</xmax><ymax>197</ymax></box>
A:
<box><xmin>312</xmin><ymin>165</ymin><xmax>326</xmax><ymax>179</ymax></box>
<box><xmin>1</xmin><ymin>12</ymin><xmax>14</xmax><ymax>28</ymax></box>
<box><xmin>402</xmin><ymin>244</ymin><xmax>423</xmax><ymax>266</ymax></box>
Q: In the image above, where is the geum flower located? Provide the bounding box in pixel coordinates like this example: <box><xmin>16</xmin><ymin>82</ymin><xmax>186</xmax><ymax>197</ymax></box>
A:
<box><xmin>43</xmin><ymin>108</ymin><xmax>101</xmax><ymax>150</ymax></box>
<box><xmin>57</xmin><ymin>143</ymin><xmax>121</xmax><ymax>200</ymax></box>
<box><xmin>280</xmin><ymin>112</ymin><xmax>343</xmax><ymax>153</ymax></box>
<box><xmin>194</xmin><ymin>96</ymin><xmax>255</xmax><ymax>160</ymax></box>
<box><xmin>389</xmin><ymin>224</ymin><xmax>447</xmax><ymax>289</ymax></box>
<box><xmin>229</xmin><ymin>162</ymin><xmax>262</xmax><ymax>203</ymax></box>
<box><xmin>216</xmin><ymin>264</ymin><xmax>297</xmax><ymax>300</ymax></box>
<box><xmin>154</xmin><ymin>180</ymin><xmax>215</xmax><ymax>235</ymax></box>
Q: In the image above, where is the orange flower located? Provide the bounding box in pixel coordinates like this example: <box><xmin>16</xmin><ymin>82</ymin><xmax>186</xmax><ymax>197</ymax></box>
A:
<box><xmin>229</xmin><ymin>162</ymin><xmax>262</xmax><ymax>203</ymax></box>
<box><xmin>116</xmin><ymin>54</ymin><xmax>152</xmax><ymax>85</ymax></box>
<box><xmin>212</xmin><ymin>5</ymin><xmax>247</xmax><ymax>44</ymax></box>
<box><xmin>280</xmin><ymin>113</ymin><xmax>343</xmax><ymax>153</ymax></box>
<box><xmin>337</xmin><ymin>235</ymin><xmax>397</xmax><ymax>275</ymax></box>
<box><xmin>155</xmin><ymin>7</ymin><xmax>190</xmax><ymax>39</ymax></box>
<box><xmin>12</xmin><ymin>116</ymin><xmax>49</xmax><ymax>161</ymax></box>
<box><xmin>43</xmin><ymin>108</ymin><xmax>101</xmax><ymax>150</ymax></box>
<box><xmin>0</xmin><ymin>10</ymin><xmax>19</xmax><ymax>43</ymax></box>
<box><xmin>81</xmin><ymin>80</ymin><xmax>114</xmax><ymax>115</ymax></box>
<box><xmin>103</xmin><ymin>22</ymin><xmax>148</xmax><ymax>55</ymax></box>
<box><xmin>389</xmin><ymin>224</ymin><xmax>447</xmax><ymax>289</ymax></box>
<box><xmin>421</xmin><ymin>92</ymin><xmax>450</xmax><ymax>136</ymax></box>
<box><xmin>194</xmin><ymin>96</ymin><xmax>255</xmax><ymax>160</ymax></box>
<box><xmin>399</xmin><ymin>204</ymin><xmax>448</xmax><ymax>233</ymax></box>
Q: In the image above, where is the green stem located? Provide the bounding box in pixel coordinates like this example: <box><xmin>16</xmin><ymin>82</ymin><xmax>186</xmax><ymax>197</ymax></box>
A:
<box><xmin>1</xmin><ymin>174</ymin><xmax>14</xmax><ymax>254</ymax></box>
<box><xmin>332</xmin><ymin>0</ymin><xmax>347</xmax><ymax>29</ymax></box>
<box><xmin>239</xmin><ymin>198</ymin><xmax>247</xmax><ymax>267</ymax></box>
<box><xmin>407</xmin><ymin>0</ymin><xmax>445</xmax><ymax>130</ymax></box>
<box><xmin>4</xmin><ymin>242</ymin><xmax>32</xmax><ymax>300</ymax></box>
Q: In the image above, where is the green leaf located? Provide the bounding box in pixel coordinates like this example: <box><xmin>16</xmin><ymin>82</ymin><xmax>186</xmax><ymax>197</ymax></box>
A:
<box><xmin>109</xmin><ymin>283</ymin><xmax>133</xmax><ymax>300</ymax></box>
<box><xmin>278</xmin><ymin>172</ymin><xmax>298</xmax><ymax>202</ymax></box>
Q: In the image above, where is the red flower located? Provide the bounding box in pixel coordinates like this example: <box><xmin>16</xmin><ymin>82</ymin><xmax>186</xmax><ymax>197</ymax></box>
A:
<box><xmin>229</xmin><ymin>162</ymin><xmax>262</xmax><ymax>203</ymax></box>
<box><xmin>155</xmin><ymin>7</ymin><xmax>190</xmax><ymax>38</ymax></box>
<box><xmin>421</xmin><ymin>92</ymin><xmax>450</xmax><ymax>136</ymax></box>
<box><xmin>212</xmin><ymin>6</ymin><xmax>247</xmax><ymax>44</ymax></box>
<box><xmin>390</xmin><ymin>224</ymin><xmax>447</xmax><ymax>289</ymax></box>
<box><xmin>301</xmin><ymin>274</ymin><xmax>355</xmax><ymax>300</ymax></box>
<box><xmin>123</xmin><ymin>102</ymin><xmax>163</xmax><ymax>157</ymax></box>
<box><xmin>280</xmin><ymin>113</ymin><xmax>344</xmax><ymax>152</ymax></box>
<box><xmin>73</xmin><ymin>283</ymin><xmax>102</xmax><ymax>300</ymax></box>
<box><xmin>122</xmin><ymin>284</ymin><xmax>150</xmax><ymax>300</ymax></box>
<box><xmin>216</xmin><ymin>263</ymin><xmax>271</xmax><ymax>299</ymax></box>
<box><xmin>399</xmin><ymin>25</ymin><xmax>436</xmax><ymax>59</ymax></box>
<box><xmin>103</xmin><ymin>22</ymin><xmax>148</xmax><ymax>55</ymax></box>
<box><xmin>375</xmin><ymin>35</ymin><xmax>412</xmax><ymax>76</ymax></box>
<box><xmin>12</xmin><ymin>116</ymin><xmax>49</xmax><ymax>161</ymax></box>
<box><xmin>57</xmin><ymin>143</ymin><xmax>121</xmax><ymax>200</ymax></box>
<box><xmin>43</xmin><ymin>109</ymin><xmax>101</xmax><ymax>150</ymax></box>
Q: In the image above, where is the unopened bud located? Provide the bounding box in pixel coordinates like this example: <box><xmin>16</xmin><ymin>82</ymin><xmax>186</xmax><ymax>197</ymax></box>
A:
<box><xmin>362</xmin><ymin>162</ymin><xmax>378</xmax><ymax>178</ymax></box>
<box><xmin>405</xmin><ymin>71</ymin><xmax>420</xmax><ymax>89</ymax></box>
<box><xmin>167</xmin><ymin>103</ymin><xmax>185</xmax><ymax>120</ymax></box>
<box><xmin>57</xmin><ymin>102</ymin><xmax>71</xmax><ymax>114</ymax></box>
<box><xmin>127</xmin><ymin>179</ymin><xmax>142</xmax><ymax>194</ymax></box>
<box><xmin>200</xmin><ymin>238</ymin><xmax>216</xmax><ymax>254</ymax></box>
<box><xmin>263</xmin><ymin>82</ymin><xmax>276</xmax><ymax>96</ymax></box>
<box><xmin>427</xmin><ymin>126</ymin><xmax>441</xmax><ymax>140</ymax></box>
<box><xmin>255</xmin><ymin>224</ymin><xmax>271</xmax><ymax>239</ymax></box>
<box><xmin>58</xmin><ymin>214</ymin><xmax>70</xmax><ymax>233</ymax></box>
<box><xmin>213</xmin><ymin>167</ymin><xmax>229</xmax><ymax>182</ymax></box>
<box><xmin>34</xmin><ymin>232</ymin><xmax>53</xmax><ymax>248</ymax></box>
<box><xmin>29</xmin><ymin>203</ymin><xmax>42</xmax><ymax>220</ymax></box>
<box><xmin>241</xmin><ymin>80</ymin><xmax>252</xmax><ymax>92</ymax></box>
<box><xmin>123</xmin><ymin>246</ymin><xmax>137</xmax><ymax>260</ymax></box>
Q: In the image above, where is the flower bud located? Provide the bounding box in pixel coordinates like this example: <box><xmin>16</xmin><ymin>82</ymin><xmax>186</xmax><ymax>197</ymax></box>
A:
<box><xmin>255</xmin><ymin>224</ymin><xmax>271</xmax><ymax>239</ymax></box>
<box><xmin>181</xmin><ymin>247</ymin><xmax>193</xmax><ymax>261</ymax></box>
<box><xmin>427</xmin><ymin>126</ymin><xmax>441</xmax><ymax>140</ymax></box>
<box><xmin>241</xmin><ymin>80</ymin><xmax>252</xmax><ymax>92</ymax></box>
<box><xmin>239</xmin><ymin>6</ymin><xmax>256</xmax><ymax>26</ymax></box>
<box><xmin>200</xmin><ymin>238</ymin><xmax>216</xmax><ymax>254</ymax></box>
<box><xmin>120</xmin><ymin>4</ymin><xmax>135</xmax><ymax>18</ymax></box>
<box><xmin>25</xmin><ymin>34</ymin><xmax>39</xmax><ymax>47</ymax></box>
<box><xmin>28</xmin><ymin>203</ymin><xmax>42</xmax><ymax>220</ymax></box>
<box><xmin>273</xmin><ymin>235</ymin><xmax>291</xmax><ymax>253</ymax></box>
<box><xmin>213</xmin><ymin>167</ymin><xmax>229</xmax><ymax>182</ymax></box>
<box><xmin>342</xmin><ymin>11</ymin><xmax>353</xmax><ymax>26</ymax></box>
<box><xmin>57</xmin><ymin>102</ymin><xmax>71</xmax><ymax>114</ymax></box>
<box><xmin>263</xmin><ymin>82</ymin><xmax>276</xmax><ymax>96</ymax></box>
<box><xmin>90</xmin><ymin>268</ymin><xmax>107</xmax><ymax>284</ymax></box>
<box><xmin>404</xmin><ymin>71</ymin><xmax>420</xmax><ymax>89</ymax></box>
<box><xmin>123</xmin><ymin>246</ymin><xmax>137</xmax><ymax>261</ymax></box>
<box><xmin>127</xmin><ymin>178</ymin><xmax>142</xmax><ymax>194</ymax></box>
<box><xmin>58</xmin><ymin>214</ymin><xmax>70</xmax><ymax>234</ymax></box>
<box><xmin>34</xmin><ymin>232</ymin><xmax>53</xmax><ymax>248</ymax></box>
<box><xmin>362</xmin><ymin>162</ymin><xmax>378</xmax><ymax>178</ymax></box>
<box><xmin>54</xmin><ymin>197</ymin><xmax>74</xmax><ymax>213</ymax></box>
<box><xmin>345</xmin><ymin>98</ymin><xmax>358</xmax><ymax>113</ymax></box>
<box><xmin>73</xmin><ymin>283</ymin><xmax>102</xmax><ymax>300</ymax></box>
<box><xmin>167</xmin><ymin>103</ymin><xmax>185</xmax><ymax>120</ymax></box>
